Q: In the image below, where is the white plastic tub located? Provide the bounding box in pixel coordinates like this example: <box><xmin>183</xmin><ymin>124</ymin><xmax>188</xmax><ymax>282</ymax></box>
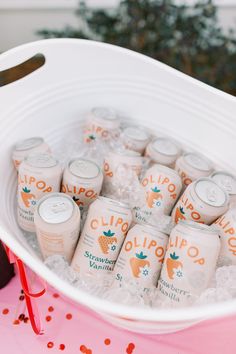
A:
<box><xmin>0</xmin><ymin>39</ymin><xmax>236</xmax><ymax>334</ymax></box>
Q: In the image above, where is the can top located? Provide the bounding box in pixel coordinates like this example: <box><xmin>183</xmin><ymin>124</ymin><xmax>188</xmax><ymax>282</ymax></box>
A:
<box><xmin>91</xmin><ymin>107</ymin><xmax>118</xmax><ymax>121</ymax></box>
<box><xmin>123</xmin><ymin>126</ymin><xmax>149</xmax><ymax>142</ymax></box>
<box><xmin>26</xmin><ymin>153</ymin><xmax>58</xmax><ymax>168</ymax></box>
<box><xmin>151</xmin><ymin>138</ymin><xmax>179</xmax><ymax>156</ymax></box>
<box><xmin>136</xmin><ymin>222</ymin><xmax>168</xmax><ymax>237</ymax></box>
<box><xmin>184</xmin><ymin>152</ymin><xmax>212</xmax><ymax>172</ymax></box>
<box><xmin>211</xmin><ymin>171</ymin><xmax>236</xmax><ymax>196</ymax></box>
<box><xmin>151</xmin><ymin>163</ymin><xmax>182</xmax><ymax>180</ymax></box>
<box><xmin>38</xmin><ymin>194</ymin><xmax>75</xmax><ymax>224</ymax></box>
<box><xmin>69</xmin><ymin>158</ymin><xmax>100</xmax><ymax>179</ymax></box>
<box><xmin>111</xmin><ymin>149</ymin><xmax>141</xmax><ymax>157</ymax></box>
<box><xmin>178</xmin><ymin>219</ymin><xmax>218</xmax><ymax>234</ymax></box>
<box><xmin>98</xmin><ymin>196</ymin><xmax>130</xmax><ymax>210</ymax></box>
<box><xmin>194</xmin><ymin>178</ymin><xmax>228</xmax><ymax>207</ymax></box>
<box><xmin>15</xmin><ymin>137</ymin><xmax>44</xmax><ymax>151</ymax></box>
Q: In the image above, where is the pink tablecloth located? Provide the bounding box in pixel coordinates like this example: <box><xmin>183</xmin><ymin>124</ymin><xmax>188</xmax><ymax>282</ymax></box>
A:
<box><xmin>0</xmin><ymin>272</ymin><xmax>235</xmax><ymax>354</ymax></box>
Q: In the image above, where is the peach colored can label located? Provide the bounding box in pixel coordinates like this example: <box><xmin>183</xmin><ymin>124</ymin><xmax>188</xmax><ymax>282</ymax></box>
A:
<box><xmin>71</xmin><ymin>197</ymin><xmax>132</xmax><ymax>275</ymax></box>
<box><xmin>114</xmin><ymin>224</ymin><xmax>168</xmax><ymax>289</ymax></box>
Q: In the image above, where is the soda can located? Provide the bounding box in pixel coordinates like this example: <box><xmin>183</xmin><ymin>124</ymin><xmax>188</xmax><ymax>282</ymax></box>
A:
<box><xmin>175</xmin><ymin>152</ymin><xmax>213</xmax><ymax>188</ymax></box>
<box><xmin>12</xmin><ymin>137</ymin><xmax>50</xmax><ymax>171</ymax></box>
<box><xmin>71</xmin><ymin>196</ymin><xmax>132</xmax><ymax>275</ymax></box>
<box><xmin>61</xmin><ymin>158</ymin><xmax>103</xmax><ymax>211</ymax></box>
<box><xmin>113</xmin><ymin>223</ymin><xmax>168</xmax><ymax>289</ymax></box>
<box><xmin>34</xmin><ymin>193</ymin><xmax>80</xmax><ymax>262</ymax></box>
<box><xmin>211</xmin><ymin>171</ymin><xmax>236</xmax><ymax>205</ymax></box>
<box><xmin>17</xmin><ymin>153</ymin><xmax>62</xmax><ymax>232</ymax></box>
<box><xmin>121</xmin><ymin>126</ymin><xmax>150</xmax><ymax>154</ymax></box>
<box><xmin>157</xmin><ymin>220</ymin><xmax>220</xmax><ymax>306</ymax></box>
<box><xmin>145</xmin><ymin>137</ymin><xmax>181</xmax><ymax>167</ymax></box>
<box><xmin>213</xmin><ymin>207</ymin><xmax>236</xmax><ymax>265</ymax></box>
<box><xmin>134</xmin><ymin>164</ymin><xmax>182</xmax><ymax>222</ymax></box>
<box><xmin>172</xmin><ymin>177</ymin><xmax>229</xmax><ymax>225</ymax></box>
<box><xmin>83</xmin><ymin>107</ymin><xmax>120</xmax><ymax>142</ymax></box>
<box><xmin>103</xmin><ymin>149</ymin><xmax>143</xmax><ymax>183</ymax></box>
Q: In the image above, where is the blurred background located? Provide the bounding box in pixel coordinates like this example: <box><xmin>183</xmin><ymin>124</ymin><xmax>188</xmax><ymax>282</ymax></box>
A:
<box><xmin>0</xmin><ymin>0</ymin><xmax>236</xmax><ymax>95</ymax></box>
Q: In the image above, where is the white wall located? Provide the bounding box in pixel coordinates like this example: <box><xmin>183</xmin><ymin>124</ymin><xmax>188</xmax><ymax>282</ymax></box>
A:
<box><xmin>0</xmin><ymin>0</ymin><xmax>236</xmax><ymax>52</ymax></box>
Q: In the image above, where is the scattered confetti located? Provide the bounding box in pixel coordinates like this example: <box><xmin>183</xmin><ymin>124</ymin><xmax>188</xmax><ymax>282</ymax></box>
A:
<box><xmin>104</xmin><ymin>338</ymin><xmax>111</xmax><ymax>345</ymax></box>
<box><xmin>48</xmin><ymin>306</ymin><xmax>54</xmax><ymax>312</ymax></box>
<box><xmin>13</xmin><ymin>320</ymin><xmax>20</xmax><ymax>325</ymax></box>
<box><xmin>126</xmin><ymin>342</ymin><xmax>135</xmax><ymax>354</ymax></box>
<box><xmin>47</xmin><ymin>342</ymin><xmax>54</xmax><ymax>349</ymax></box>
<box><xmin>53</xmin><ymin>293</ymin><xmax>59</xmax><ymax>298</ymax></box>
<box><xmin>66</xmin><ymin>313</ymin><xmax>72</xmax><ymax>320</ymax></box>
<box><xmin>59</xmin><ymin>344</ymin><xmax>65</xmax><ymax>351</ymax></box>
<box><xmin>46</xmin><ymin>315</ymin><xmax>52</xmax><ymax>322</ymax></box>
<box><xmin>19</xmin><ymin>295</ymin><xmax>25</xmax><ymax>301</ymax></box>
<box><xmin>2</xmin><ymin>308</ymin><xmax>9</xmax><ymax>315</ymax></box>
<box><xmin>18</xmin><ymin>313</ymin><xmax>25</xmax><ymax>321</ymax></box>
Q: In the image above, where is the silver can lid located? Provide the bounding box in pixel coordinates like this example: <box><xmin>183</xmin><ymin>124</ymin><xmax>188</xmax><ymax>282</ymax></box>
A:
<box><xmin>98</xmin><ymin>196</ymin><xmax>130</xmax><ymax>210</ymax></box>
<box><xmin>15</xmin><ymin>137</ymin><xmax>44</xmax><ymax>151</ymax></box>
<box><xmin>123</xmin><ymin>126</ymin><xmax>149</xmax><ymax>142</ymax></box>
<box><xmin>26</xmin><ymin>153</ymin><xmax>57</xmax><ymax>168</ymax></box>
<box><xmin>211</xmin><ymin>171</ymin><xmax>236</xmax><ymax>196</ymax></box>
<box><xmin>184</xmin><ymin>152</ymin><xmax>212</xmax><ymax>172</ymax></box>
<box><xmin>179</xmin><ymin>219</ymin><xmax>218</xmax><ymax>234</ymax></box>
<box><xmin>69</xmin><ymin>158</ymin><xmax>100</xmax><ymax>179</ymax></box>
<box><xmin>38</xmin><ymin>194</ymin><xmax>75</xmax><ymax>224</ymax></box>
<box><xmin>194</xmin><ymin>178</ymin><xmax>228</xmax><ymax>207</ymax></box>
<box><xmin>91</xmin><ymin>107</ymin><xmax>117</xmax><ymax>121</ymax></box>
<box><xmin>152</xmin><ymin>138</ymin><xmax>179</xmax><ymax>156</ymax></box>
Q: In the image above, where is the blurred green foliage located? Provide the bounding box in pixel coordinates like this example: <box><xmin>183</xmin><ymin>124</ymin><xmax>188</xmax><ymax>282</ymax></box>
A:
<box><xmin>38</xmin><ymin>0</ymin><xmax>236</xmax><ymax>95</ymax></box>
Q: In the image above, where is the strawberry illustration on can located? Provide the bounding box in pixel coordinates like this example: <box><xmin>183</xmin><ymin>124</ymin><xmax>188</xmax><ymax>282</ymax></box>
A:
<box><xmin>174</xmin><ymin>206</ymin><xmax>186</xmax><ymax>224</ymax></box>
<box><xmin>130</xmin><ymin>251</ymin><xmax>150</xmax><ymax>278</ymax></box>
<box><xmin>21</xmin><ymin>187</ymin><xmax>36</xmax><ymax>208</ymax></box>
<box><xmin>98</xmin><ymin>230</ymin><xmax>117</xmax><ymax>254</ymax></box>
<box><xmin>166</xmin><ymin>252</ymin><xmax>183</xmax><ymax>279</ymax></box>
<box><xmin>146</xmin><ymin>186</ymin><xmax>163</xmax><ymax>208</ymax></box>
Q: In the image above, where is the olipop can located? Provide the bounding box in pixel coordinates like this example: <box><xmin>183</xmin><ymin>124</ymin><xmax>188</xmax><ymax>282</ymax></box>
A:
<box><xmin>145</xmin><ymin>137</ymin><xmax>181</xmax><ymax>167</ymax></box>
<box><xmin>134</xmin><ymin>164</ymin><xmax>182</xmax><ymax>223</ymax></box>
<box><xmin>84</xmin><ymin>107</ymin><xmax>120</xmax><ymax>142</ymax></box>
<box><xmin>172</xmin><ymin>177</ymin><xmax>229</xmax><ymax>225</ymax></box>
<box><xmin>211</xmin><ymin>171</ymin><xmax>236</xmax><ymax>205</ymax></box>
<box><xmin>175</xmin><ymin>152</ymin><xmax>213</xmax><ymax>188</ymax></box>
<box><xmin>113</xmin><ymin>223</ymin><xmax>168</xmax><ymax>289</ymax></box>
<box><xmin>103</xmin><ymin>149</ymin><xmax>143</xmax><ymax>183</ymax></box>
<box><xmin>213</xmin><ymin>207</ymin><xmax>236</xmax><ymax>265</ymax></box>
<box><xmin>12</xmin><ymin>137</ymin><xmax>50</xmax><ymax>171</ymax></box>
<box><xmin>71</xmin><ymin>197</ymin><xmax>132</xmax><ymax>275</ymax></box>
<box><xmin>121</xmin><ymin>126</ymin><xmax>150</xmax><ymax>154</ymax></box>
<box><xmin>157</xmin><ymin>220</ymin><xmax>220</xmax><ymax>306</ymax></box>
<box><xmin>17</xmin><ymin>153</ymin><xmax>62</xmax><ymax>232</ymax></box>
<box><xmin>61</xmin><ymin>158</ymin><xmax>103</xmax><ymax>211</ymax></box>
<box><xmin>34</xmin><ymin>193</ymin><xmax>80</xmax><ymax>262</ymax></box>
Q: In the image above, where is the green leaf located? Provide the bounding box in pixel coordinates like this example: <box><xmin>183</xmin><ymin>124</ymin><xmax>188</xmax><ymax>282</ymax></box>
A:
<box><xmin>136</xmin><ymin>251</ymin><xmax>147</xmax><ymax>260</ymax></box>
<box><xmin>22</xmin><ymin>187</ymin><xmax>30</xmax><ymax>193</ymax></box>
<box><xmin>170</xmin><ymin>252</ymin><xmax>179</xmax><ymax>260</ymax></box>
<box><xmin>151</xmin><ymin>186</ymin><xmax>161</xmax><ymax>193</ymax></box>
<box><xmin>103</xmin><ymin>229</ymin><xmax>115</xmax><ymax>237</ymax></box>
<box><xmin>180</xmin><ymin>207</ymin><xmax>185</xmax><ymax>214</ymax></box>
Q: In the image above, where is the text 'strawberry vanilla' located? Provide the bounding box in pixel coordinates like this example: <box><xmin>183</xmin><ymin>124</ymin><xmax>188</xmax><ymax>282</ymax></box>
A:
<box><xmin>113</xmin><ymin>223</ymin><xmax>168</xmax><ymax>289</ymax></box>
<box><xmin>103</xmin><ymin>149</ymin><xmax>143</xmax><ymax>183</ymax></box>
<box><xmin>134</xmin><ymin>164</ymin><xmax>182</xmax><ymax>223</ymax></box>
<box><xmin>84</xmin><ymin>107</ymin><xmax>120</xmax><ymax>142</ymax></box>
<box><xmin>211</xmin><ymin>171</ymin><xmax>236</xmax><ymax>205</ymax></box>
<box><xmin>213</xmin><ymin>207</ymin><xmax>236</xmax><ymax>265</ymax></box>
<box><xmin>121</xmin><ymin>126</ymin><xmax>150</xmax><ymax>154</ymax></box>
<box><xmin>71</xmin><ymin>197</ymin><xmax>132</xmax><ymax>275</ymax></box>
<box><xmin>12</xmin><ymin>137</ymin><xmax>50</xmax><ymax>171</ymax></box>
<box><xmin>172</xmin><ymin>177</ymin><xmax>229</xmax><ymax>225</ymax></box>
<box><xmin>34</xmin><ymin>193</ymin><xmax>80</xmax><ymax>262</ymax></box>
<box><xmin>145</xmin><ymin>137</ymin><xmax>181</xmax><ymax>167</ymax></box>
<box><xmin>175</xmin><ymin>152</ymin><xmax>213</xmax><ymax>188</ymax></box>
<box><xmin>17</xmin><ymin>153</ymin><xmax>62</xmax><ymax>232</ymax></box>
<box><xmin>157</xmin><ymin>220</ymin><xmax>220</xmax><ymax>306</ymax></box>
<box><xmin>61</xmin><ymin>158</ymin><xmax>103</xmax><ymax>211</ymax></box>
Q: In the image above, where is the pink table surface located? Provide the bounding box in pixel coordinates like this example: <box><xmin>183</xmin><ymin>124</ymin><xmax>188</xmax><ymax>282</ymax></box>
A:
<box><xmin>0</xmin><ymin>271</ymin><xmax>236</xmax><ymax>354</ymax></box>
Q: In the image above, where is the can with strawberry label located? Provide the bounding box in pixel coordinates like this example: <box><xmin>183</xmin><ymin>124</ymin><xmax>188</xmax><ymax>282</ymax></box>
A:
<box><xmin>113</xmin><ymin>223</ymin><xmax>168</xmax><ymax>290</ymax></box>
<box><xmin>103</xmin><ymin>149</ymin><xmax>143</xmax><ymax>184</ymax></box>
<box><xmin>12</xmin><ymin>137</ymin><xmax>51</xmax><ymax>171</ymax></box>
<box><xmin>157</xmin><ymin>220</ymin><xmax>220</xmax><ymax>306</ymax></box>
<box><xmin>121</xmin><ymin>126</ymin><xmax>150</xmax><ymax>154</ymax></box>
<box><xmin>175</xmin><ymin>152</ymin><xmax>213</xmax><ymax>188</ymax></box>
<box><xmin>211</xmin><ymin>171</ymin><xmax>236</xmax><ymax>205</ymax></box>
<box><xmin>17</xmin><ymin>153</ymin><xmax>62</xmax><ymax>232</ymax></box>
<box><xmin>61</xmin><ymin>158</ymin><xmax>103</xmax><ymax>212</ymax></box>
<box><xmin>71</xmin><ymin>196</ymin><xmax>132</xmax><ymax>275</ymax></box>
<box><xmin>83</xmin><ymin>107</ymin><xmax>120</xmax><ymax>142</ymax></box>
<box><xmin>213</xmin><ymin>207</ymin><xmax>236</xmax><ymax>266</ymax></box>
<box><xmin>172</xmin><ymin>177</ymin><xmax>229</xmax><ymax>225</ymax></box>
<box><xmin>145</xmin><ymin>137</ymin><xmax>181</xmax><ymax>167</ymax></box>
<box><xmin>34</xmin><ymin>193</ymin><xmax>80</xmax><ymax>262</ymax></box>
<box><xmin>133</xmin><ymin>164</ymin><xmax>182</xmax><ymax>224</ymax></box>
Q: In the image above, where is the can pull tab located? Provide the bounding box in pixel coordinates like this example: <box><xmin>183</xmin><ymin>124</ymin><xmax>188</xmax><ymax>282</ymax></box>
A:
<box><xmin>206</xmin><ymin>188</ymin><xmax>217</xmax><ymax>203</ymax></box>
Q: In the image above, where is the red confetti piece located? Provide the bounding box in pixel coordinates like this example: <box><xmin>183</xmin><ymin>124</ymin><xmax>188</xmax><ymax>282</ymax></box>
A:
<box><xmin>46</xmin><ymin>315</ymin><xmax>52</xmax><ymax>322</ymax></box>
<box><xmin>13</xmin><ymin>320</ymin><xmax>20</xmax><ymax>325</ymax></box>
<box><xmin>53</xmin><ymin>293</ymin><xmax>59</xmax><ymax>298</ymax></box>
<box><xmin>19</xmin><ymin>295</ymin><xmax>25</xmax><ymax>301</ymax></box>
<box><xmin>18</xmin><ymin>314</ymin><xmax>25</xmax><ymax>321</ymax></box>
<box><xmin>104</xmin><ymin>338</ymin><xmax>111</xmax><ymax>345</ymax></box>
<box><xmin>47</xmin><ymin>342</ymin><xmax>54</xmax><ymax>349</ymax></box>
<box><xmin>66</xmin><ymin>313</ymin><xmax>72</xmax><ymax>320</ymax></box>
<box><xmin>80</xmin><ymin>345</ymin><xmax>92</xmax><ymax>353</ymax></box>
<box><xmin>48</xmin><ymin>306</ymin><xmax>54</xmax><ymax>312</ymax></box>
<box><xmin>126</xmin><ymin>343</ymin><xmax>135</xmax><ymax>354</ymax></box>
<box><xmin>24</xmin><ymin>317</ymin><xmax>29</xmax><ymax>323</ymax></box>
<box><xmin>2</xmin><ymin>308</ymin><xmax>9</xmax><ymax>315</ymax></box>
<box><xmin>59</xmin><ymin>344</ymin><xmax>65</xmax><ymax>351</ymax></box>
